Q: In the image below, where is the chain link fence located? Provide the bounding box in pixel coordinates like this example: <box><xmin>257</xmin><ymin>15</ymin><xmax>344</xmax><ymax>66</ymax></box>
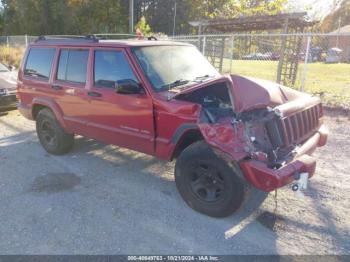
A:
<box><xmin>0</xmin><ymin>35</ymin><xmax>37</xmax><ymax>47</ymax></box>
<box><xmin>0</xmin><ymin>35</ymin><xmax>37</xmax><ymax>68</ymax></box>
<box><xmin>0</xmin><ymin>33</ymin><xmax>349</xmax><ymax>107</ymax></box>
<box><xmin>169</xmin><ymin>33</ymin><xmax>350</xmax><ymax>108</ymax></box>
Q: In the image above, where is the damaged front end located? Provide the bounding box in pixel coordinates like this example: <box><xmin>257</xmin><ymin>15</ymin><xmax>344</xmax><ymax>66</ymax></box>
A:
<box><xmin>175</xmin><ymin>75</ymin><xmax>328</xmax><ymax>192</ymax></box>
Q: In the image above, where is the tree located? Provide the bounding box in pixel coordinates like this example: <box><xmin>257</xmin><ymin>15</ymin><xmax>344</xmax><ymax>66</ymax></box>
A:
<box><xmin>0</xmin><ymin>0</ymin><xmax>128</xmax><ymax>35</ymax></box>
<box><xmin>135</xmin><ymin>16</ymin><xmax>152</xmax><ymax>36</ymax></box>
<box><xmin>0</xmin><ymin>0</ymin><xmax>288</xmax><ymax>35</ymax></box>
<box><xmin>134</xmin><ymin>0</ymin><xmax>288</xmax><ymax>35</ymax></box>
<box><xmin>320</xmin><ymin>0</ymin><xmax>350</xmax><ymax>33</ymax></box>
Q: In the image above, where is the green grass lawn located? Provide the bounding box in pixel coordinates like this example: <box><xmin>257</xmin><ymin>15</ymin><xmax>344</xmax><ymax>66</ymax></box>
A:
<box><xmin>222</xmin><ymin>59</ymin><xmax>350</xmax><ymax>108</ymax></box>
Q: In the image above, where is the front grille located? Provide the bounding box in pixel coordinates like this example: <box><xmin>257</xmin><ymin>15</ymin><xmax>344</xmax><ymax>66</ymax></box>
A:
<box><xmin>277</xmin><ymin>103</ymin><xmax>323</xmax><ymax>146</ymax></box>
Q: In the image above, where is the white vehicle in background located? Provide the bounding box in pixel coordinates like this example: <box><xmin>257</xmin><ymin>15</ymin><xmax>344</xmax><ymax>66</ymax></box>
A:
<box><xmin>0</xmin><ymin>62</ymin><xmax>17</xmax><ymax>110</ymax></box>
<box><xmin>326</xmin><ymin>47</ymin><xmax>342</xmax><ymax>63</ymax></box>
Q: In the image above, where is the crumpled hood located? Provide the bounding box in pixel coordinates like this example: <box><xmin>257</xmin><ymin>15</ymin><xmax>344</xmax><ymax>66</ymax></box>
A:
<box><xmin>230</xmin><ymin>75</ymin><xmax>309</xmax><ymax>113</ymax></box>
<box><xmin>163</xmin><ymin>74</ymin><xmax>310</xmax><ymax>114</ymax></box>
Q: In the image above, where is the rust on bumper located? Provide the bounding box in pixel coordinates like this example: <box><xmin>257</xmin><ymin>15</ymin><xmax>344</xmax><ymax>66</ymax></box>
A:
<box><xmin>239</xmin><ymin>125</ymin><xmax>328</xmax><ymax>192</ymax></box>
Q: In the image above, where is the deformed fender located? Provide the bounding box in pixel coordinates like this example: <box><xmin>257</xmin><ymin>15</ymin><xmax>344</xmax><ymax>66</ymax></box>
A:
<box><xmin>198</xmin><ymin>118</ymin><xmax>249</xmax><ymax>161</ymax></box>
<box><xmin>31</xmin><ymin>97</ymin><xmax>68</xmax><ymax>130</ymax></box>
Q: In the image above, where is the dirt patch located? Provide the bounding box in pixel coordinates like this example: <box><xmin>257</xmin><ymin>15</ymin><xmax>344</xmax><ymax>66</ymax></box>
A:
<box><xmin>30</xmin><ymin>172</ymin><xmax>81</xmax><ymax>193</ymax></box>
<box><xmin>256</xmin><ymin>211</ymin><xmax>287</xmax><ymax>232</ymax></box>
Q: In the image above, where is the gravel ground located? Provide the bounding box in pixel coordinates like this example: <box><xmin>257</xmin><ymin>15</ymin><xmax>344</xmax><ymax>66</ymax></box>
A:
<box><xmin>0</xmin><ymin>109</ymin><xmax>349</xmax><ymax>255</ymax></box>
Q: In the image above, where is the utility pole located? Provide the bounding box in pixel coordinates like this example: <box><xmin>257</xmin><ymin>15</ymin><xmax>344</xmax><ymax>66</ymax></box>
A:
<box><xmin>172</xmin><ymin>0</ymin><xmax>177</xmax><ymax>36</ymax></box>
<box><xmin>336</xmin><ymin>17</ymin><xmax>341</xmax><ymax>48</ymax></box>
<box><xmin>129</xmin><ymin>0</ymin><xmax>134</xmax><ymax>34</ymax></box>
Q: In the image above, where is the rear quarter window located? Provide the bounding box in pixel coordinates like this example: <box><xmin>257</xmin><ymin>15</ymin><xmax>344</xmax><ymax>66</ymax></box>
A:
<box><xmin>24</xmin><ymin>47</ymin><xmax>55</xmax><ymax>80</ymax></box>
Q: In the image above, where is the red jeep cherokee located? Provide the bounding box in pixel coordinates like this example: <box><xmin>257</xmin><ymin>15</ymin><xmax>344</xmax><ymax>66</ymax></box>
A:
<box><xmin>17</xmin><ymin>36</ymin><xmax>328</xmax><ymax>217</ymax></box>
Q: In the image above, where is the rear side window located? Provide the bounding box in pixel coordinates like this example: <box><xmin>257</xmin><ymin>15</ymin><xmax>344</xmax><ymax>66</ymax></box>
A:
<box><xmin>24</xmin><ymin>48</ymin><xmax>55</xmax><ymax>80</ymax></box>
<box><xmin>57</xmin><ymin>49</ymin><xmax>89</xmax><ymax>84</ymax></box>
<box><xmin>94</xmin><ymin>50</ymin><xmax>137</xmax><ymax>88</ymax></box>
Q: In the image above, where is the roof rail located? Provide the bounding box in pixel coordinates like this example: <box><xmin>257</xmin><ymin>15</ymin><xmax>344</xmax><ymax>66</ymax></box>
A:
<box><xmin>34</xmin><ymin>33</ymin><xmax>157</xmax><ymax>43</ymax></box>
<box><xmin>93</xmin><ymin>33</ymin><xmax>137</xmax><ymax>40</ymax></box>
<box><xmin>35</xmin><ymin>35</ymin><xmax>99</xmax><ymax>42</ymax></box>
<box><xmin>147</xmin><ymin>36</ymin><xmax>158</xmax><ymax>41</ymax></box>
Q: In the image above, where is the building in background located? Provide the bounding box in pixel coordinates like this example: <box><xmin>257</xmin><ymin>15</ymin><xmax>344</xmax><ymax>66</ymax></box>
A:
<box><xmin>329</xmin><ymin>25</ymin><xmax>350</xmax><ymax>62</ymax></box>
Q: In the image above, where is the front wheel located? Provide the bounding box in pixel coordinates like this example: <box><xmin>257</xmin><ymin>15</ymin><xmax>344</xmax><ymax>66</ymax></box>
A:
<box><xmin>175</xmin><ymin>141</ymin><xmax>266</xmax><ymax>217</ymax></box>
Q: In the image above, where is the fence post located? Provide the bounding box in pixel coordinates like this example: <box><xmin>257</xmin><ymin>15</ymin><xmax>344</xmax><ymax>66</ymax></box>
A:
<box><xmin>230</xmin><ymin>35</ymin><xmax>234</xmax><ymax>74</ymax></box>
<box><xmin>202</xmin><ymin>36</ymin><xmax>206</xmax><ymax>56</ymax></box>
<box><xmin>301</xmin><ymin>35</ymin><xmax>311</xmax><ymax>92</ymax></box>
<box><xmin>25</xmin><ymin>34</ymin><xmax>28</xmax><ymax>47</ymax></box>
<box><xmin>6</xmin><ymin>36</ymin><xmax>9</xmax><ymax>48</ymax></box>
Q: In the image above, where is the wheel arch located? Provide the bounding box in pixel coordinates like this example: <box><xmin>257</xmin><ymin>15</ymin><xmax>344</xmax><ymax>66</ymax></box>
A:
<box><xmin>171</xmin><ymin>124</ymin><xmax>204</xmax><ymax>160</ymax></box>
<box><xmin>31</xmin><ymin>98</ymin><xmax>68</xmax><ymax>130</ymax></box>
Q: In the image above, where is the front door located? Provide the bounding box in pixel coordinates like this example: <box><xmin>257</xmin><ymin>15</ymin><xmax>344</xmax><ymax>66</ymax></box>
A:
<box><xmin>84</xmin><ymin>48</ymin><xmax>155</xmax><ymax>155</ymax></box>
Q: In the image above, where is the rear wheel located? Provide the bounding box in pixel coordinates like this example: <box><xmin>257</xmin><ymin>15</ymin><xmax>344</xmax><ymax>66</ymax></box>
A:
<box><xmin>36</xmin><ymin>108</ymin><xmax>74</xmax><ymax>155</ymax></box>
<box><xmin>175</xmin><ymin>141</ymin><xmax>267</xmax><ymax>217</ymax></box>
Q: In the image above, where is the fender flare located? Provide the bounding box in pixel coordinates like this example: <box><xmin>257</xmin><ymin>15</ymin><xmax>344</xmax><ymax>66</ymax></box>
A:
<box><xmin>169</xmin><ymin>123</ymin><xmax>203</xmax><ymax>159</ymax></box>
<box><xmin>170</xmin><ymin>123</ymin><xmax>199</xmax><ymax>144</ymax></box>
<box><xmin>31</xmin><ymin>97</ymin><xmax>68</xmax><ymax>130</ymax></box>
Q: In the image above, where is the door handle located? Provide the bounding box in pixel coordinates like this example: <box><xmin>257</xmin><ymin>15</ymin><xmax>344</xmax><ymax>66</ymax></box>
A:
<box><xmin>88</xmin><ymin>91</ymin><xmax>102</xmax><ymax>97</ymax></box>
<box><xmin>51</xmin><ymin>85</ymin><xmax>62</xmax><ymax>91</ymax></box>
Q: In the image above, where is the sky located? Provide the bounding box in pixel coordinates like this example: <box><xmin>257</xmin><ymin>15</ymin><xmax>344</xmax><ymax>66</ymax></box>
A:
<box><xmin>288</xmin><ymin>0</ymin><xmax>341</xmax><ymax>19</ymax></box>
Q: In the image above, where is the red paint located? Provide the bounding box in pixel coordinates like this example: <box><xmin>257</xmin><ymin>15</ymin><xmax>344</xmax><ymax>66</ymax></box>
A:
<box><xmin>17</xmin><ymin>39</ymin><xmax>328</xmax><ymax>192</ymax></box>
<box><xmin>240</xmin><ymin>154</ymin><xmax>317</xmax><ymax>192</ymax></box>
<box><xmin>198</xmin><ymin>118</ymin><xmax>249</xmax><ymax>161</ymax></box>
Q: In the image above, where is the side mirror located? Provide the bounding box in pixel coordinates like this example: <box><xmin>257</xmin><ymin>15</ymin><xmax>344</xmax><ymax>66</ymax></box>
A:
<box><xmin>115</xmin><ymin>79</ymin><xmax>143</xmax><ymax>95</ymax></box>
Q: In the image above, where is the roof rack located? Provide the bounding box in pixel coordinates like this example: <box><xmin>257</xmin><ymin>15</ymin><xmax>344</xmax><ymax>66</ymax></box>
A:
<box><xmin>35</xmin><ymin>35</ymin><xmax>99</xmax><ymax>42</ymax></box>
<box><xmin>93</xmin><ymin>33</ymin><xmax>137</xmax><ymax>40</ymax></box>
<box><xmin>35</xmin><ymin>33</ymin><xmax>156</xmax><ymax>43</ymax></box>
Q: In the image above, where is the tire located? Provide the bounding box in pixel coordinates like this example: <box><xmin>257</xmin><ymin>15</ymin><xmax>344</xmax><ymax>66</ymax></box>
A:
<box><xmin>36</xmin><ymin>108</ymin><xmax>74</xmax><ymax>155</ymax></box>
<box><xmin>175</xmin><ymin>141</ymin><xmax>267</xmax><ymax>217</ymax></box>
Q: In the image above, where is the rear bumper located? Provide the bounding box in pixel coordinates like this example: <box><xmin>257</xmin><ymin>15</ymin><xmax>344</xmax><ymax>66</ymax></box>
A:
<box><xmin>240</xmin><ymin>124</ymin><xmax>328</xmax><ymax>192</ymax></box>
<box><xmin>0</xmin><ymin>94</ymin><xmax>17</xmax><ymax>109</ymax></box>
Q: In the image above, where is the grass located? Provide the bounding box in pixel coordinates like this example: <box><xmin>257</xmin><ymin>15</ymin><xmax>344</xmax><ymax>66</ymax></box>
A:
<box><xmin>222</xmin><ymin>59</ymin><xmax>350</xmax><ymax>108</ymax></box>
<box><xmin>0</xmin><ymin>46</ymin><xmax>25</xmax><ymax>68</ymax></box>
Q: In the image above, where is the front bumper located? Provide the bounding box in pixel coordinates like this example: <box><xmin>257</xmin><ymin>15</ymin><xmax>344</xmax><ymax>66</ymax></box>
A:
<box><xmin>0</xmin><ymin>94</ymin><xmax>17</xmax><ymax>109</ymax></box>
<box><xmin>240</xmin><ymin>124</ymin><xmax>328</xmax><ymax>192</ymax></box>
<box><xmin>17</xmin><ymin>102</ymin><xmax>33</xmax><ymax>119</ymax></box>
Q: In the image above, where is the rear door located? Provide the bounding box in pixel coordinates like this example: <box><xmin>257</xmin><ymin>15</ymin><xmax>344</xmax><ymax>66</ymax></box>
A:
<box><xmin>51</xmin><ymin>47</ymin><xmax>91</xmax><ymax>134</ymax></box>
<box><xmin>84</xmin><ymin>47</ymin><xmax>155</xmax><ymax>155</ymax></box>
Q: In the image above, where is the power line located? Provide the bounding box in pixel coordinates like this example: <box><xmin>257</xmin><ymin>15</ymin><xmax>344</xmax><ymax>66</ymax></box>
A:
<box><xmin>173</xmin><ymin>0</ymin><xmax>177</xmax><ymax>36</ymax></box>
<box><xmin>129</xmin><ymin>0</ymin><xmax>134</xmax><ymax>33</ymax></box>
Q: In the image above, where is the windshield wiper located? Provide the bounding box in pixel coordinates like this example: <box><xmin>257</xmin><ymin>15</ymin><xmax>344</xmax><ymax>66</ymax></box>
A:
<box><xmin>194</xmin><ymin>74</ymin><xmax>214</xmax><ymax>81</ymax></box>
<box><xmin>161</xmin><ymin>79</ymin><xmax>191</xmax><ymax>90</ymax></box>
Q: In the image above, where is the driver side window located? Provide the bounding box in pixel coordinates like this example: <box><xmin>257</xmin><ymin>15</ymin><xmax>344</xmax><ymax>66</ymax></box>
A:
<box><xmin>94</xmin><ymin>50</ymin><xmax>138</xmax><ymax>89</ymax></box>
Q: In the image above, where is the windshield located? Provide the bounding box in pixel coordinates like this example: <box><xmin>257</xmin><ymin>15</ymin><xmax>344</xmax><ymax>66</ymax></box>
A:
<box><xmin>0</xmin><ymin>62</ymin><xmax>10</xmax><ymax>72</ymax></box>
<box><xmin>132</xmin><ymin>45</ymin><xmax>219</xmax><ymax>92</ymax></box>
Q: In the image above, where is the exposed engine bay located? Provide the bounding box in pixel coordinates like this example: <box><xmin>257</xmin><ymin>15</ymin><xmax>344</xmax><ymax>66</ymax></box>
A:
<box><xmin>175</xmin><ymin>82</ymin><xmax>280</xmax><ymax>166</ymax></box>
<box><xmin>175</xmin><ymin>82</ymin><xmax>235</xmax><ymax>123</ymax></box>
<box><xmin>238</xmin><ymin>108</ymin><xmax>295</xmax><ymax>168</ymax></box>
